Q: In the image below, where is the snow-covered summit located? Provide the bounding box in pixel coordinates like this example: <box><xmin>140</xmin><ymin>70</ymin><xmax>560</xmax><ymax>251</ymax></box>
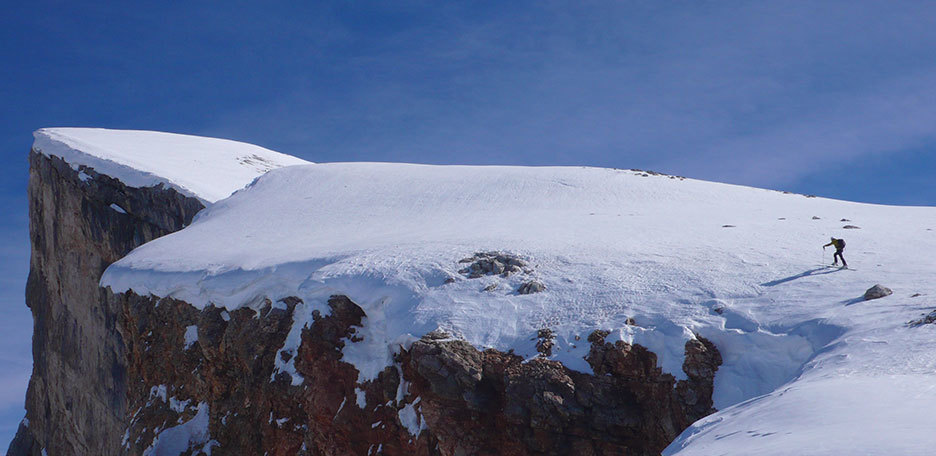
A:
<box><xmin>101</xmin><ymin>161</ymin><xmax>936</xmax><ymax>454</ymax></box>
<box><xmin>33</xmin><ymin>128</ymin><xmax>310</xmax><ymax>203</ymax></box>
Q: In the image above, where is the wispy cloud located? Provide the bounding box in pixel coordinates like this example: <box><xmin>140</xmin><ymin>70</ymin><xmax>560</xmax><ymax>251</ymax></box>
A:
<box><xmin>665</xmin><ymin>70</ymin><xmax>936</xmax><ymax>186</ymax></box>
<box><xmin>194</xmin><ymin>1</ymin><xmax>936</xmax><ymax>190</ymax></box>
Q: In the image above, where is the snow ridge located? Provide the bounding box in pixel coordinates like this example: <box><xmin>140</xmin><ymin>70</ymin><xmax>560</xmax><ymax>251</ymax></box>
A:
<box><xmin>33</xmin><ymin>127</ymin><xmax>309</xmax><ymax>203</ymax></box>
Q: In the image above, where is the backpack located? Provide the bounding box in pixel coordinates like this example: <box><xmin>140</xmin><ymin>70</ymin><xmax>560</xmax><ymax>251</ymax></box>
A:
<box><xmin>836</xmin><ymin>239</ymin><xmax>845</xmax><ymax>249</ymax></box>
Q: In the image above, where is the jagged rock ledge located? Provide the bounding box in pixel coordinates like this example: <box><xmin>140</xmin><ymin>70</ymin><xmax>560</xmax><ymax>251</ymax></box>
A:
<box><xmin>111</xmin><ymin>291</ymin><xmax>721</xmax><ymax>456</ymax></box>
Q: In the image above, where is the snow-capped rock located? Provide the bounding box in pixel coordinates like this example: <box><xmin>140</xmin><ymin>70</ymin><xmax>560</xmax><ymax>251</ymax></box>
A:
<box><xmin>32</xmin><ymin>127</ymin><xmax>309</xmax><ymax>204</ymax></box>
<box><xmin>13</xmin><ymin>128</ymin><xmax>307</xmax><ymax>456</ymax></box>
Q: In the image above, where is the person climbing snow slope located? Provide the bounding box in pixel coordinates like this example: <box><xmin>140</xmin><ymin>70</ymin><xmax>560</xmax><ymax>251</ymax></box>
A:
<box><xmin>823</xmin><ymin>237</ymin><xmax>848</xmax><ymax>268</ymax></box>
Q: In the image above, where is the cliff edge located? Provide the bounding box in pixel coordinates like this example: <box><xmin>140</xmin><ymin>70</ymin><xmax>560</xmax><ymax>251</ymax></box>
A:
<box><xmin>9</xmin><ymin>129</ymin><xmax>308</xmax><ymax>455</ymax></box>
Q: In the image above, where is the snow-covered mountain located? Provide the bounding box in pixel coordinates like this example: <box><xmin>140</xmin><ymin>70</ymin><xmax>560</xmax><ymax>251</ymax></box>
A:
<box><xmin>104</xmin><ymin>160</ymin><xmax>936</xmax><ymax>454</ymax></box>
<box><xmin>13</xmin><ymin>128</ymin><xmax>936</xmax><ymax>455</ymax></box>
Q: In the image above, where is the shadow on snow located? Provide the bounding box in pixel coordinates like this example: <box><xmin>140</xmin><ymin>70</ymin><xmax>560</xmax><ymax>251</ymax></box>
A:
<box><xmin>760</xmin><ymin>267</ymin><xmax>843</xmax><ymax>287</ymax></box>
<box><xmin>842</xmin><ymin>296</ymin><xmax>866</xmax><ymax>306</ymax></box>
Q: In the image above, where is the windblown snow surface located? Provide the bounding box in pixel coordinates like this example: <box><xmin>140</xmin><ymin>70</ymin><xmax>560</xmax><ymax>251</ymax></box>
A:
<box><xmin>32</xmin><ymin>128</ymin><xmax>310</xmax><ymax>203</ymax></box>
<box><xmin>100</xmin><ymin>162</ymin><xmax>936</xmax><ymax>455</ymax></box>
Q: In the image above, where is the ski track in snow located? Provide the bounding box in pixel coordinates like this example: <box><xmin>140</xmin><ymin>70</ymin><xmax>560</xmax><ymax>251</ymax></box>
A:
<box><xmin>44</xmin><ymin>130</ymin><xmax>936</xmax><ymax>455</ymax></box>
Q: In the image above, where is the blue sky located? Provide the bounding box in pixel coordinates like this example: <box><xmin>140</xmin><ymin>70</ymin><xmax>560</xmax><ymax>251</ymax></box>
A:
<box><xmin>2</xmin><ymin>0</ymin><xmax>936</xmax><ymax>449</ymax></box>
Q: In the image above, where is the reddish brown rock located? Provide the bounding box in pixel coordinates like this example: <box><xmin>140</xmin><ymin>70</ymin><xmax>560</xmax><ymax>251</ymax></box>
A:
<box><xmin>111</xmin><ymin>292</ymin><xmax>721</xmax><ymax>456</ymax></box>
<box><xmin>677</xmin><ymin>335</ymin><xmax>723</xmax><ymax>422</ymax></box>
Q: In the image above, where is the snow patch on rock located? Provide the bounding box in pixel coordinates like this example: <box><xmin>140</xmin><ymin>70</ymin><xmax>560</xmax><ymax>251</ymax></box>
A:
<box><xmin>270</xmin><ymin>297</ymin><xmax>330</xmax><ymax>385</ymax></box>
<box><xmin>183</xmin><ymin>325</ymin><xmax>198</xmax><ymax>350</ymax></box>
<box><xmin>398</xmin><ymin>400</ymin><xmax>425</xmax><ymax>437</ymax></box>
<box><xmin>142</xmin><ymin>402</ymin><xmax>217</xmax><ymax>456</ymax></box>
<box><xmin>355</xmin><ymin>388</ymin><xmax>367</xmax><ymax>409</ymax></box>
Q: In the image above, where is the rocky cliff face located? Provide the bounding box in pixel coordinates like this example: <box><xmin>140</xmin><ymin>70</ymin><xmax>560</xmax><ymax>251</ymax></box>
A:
<box><xmin>12</xmin><ymin>150</ymin><xmax>722</xmax><ymax>456</ymax></box>
<box><xmin>9</xmin><ymin>151</ymin><xmax>203</xmax><ymax>456</ymax></box>
<box><xmin>114</xmin><ymin>292</ymin><xmax>720</xmax><ymax>456</ymax></box>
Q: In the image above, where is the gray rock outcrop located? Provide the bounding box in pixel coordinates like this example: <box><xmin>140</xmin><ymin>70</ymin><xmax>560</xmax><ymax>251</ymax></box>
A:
<box><xmin>908</xmin><ymin>309</ymin><xmax>936</xmax><ymax>327</ymax></box>
<box><xmin>517</xmin><ymin>280</ymin><xmax>546</xmax><ymax>295</ymax></box>
<box><xmin>458</xmin><ymin>251</ymin><xmax>528</xmax><ymax>278</ymax></box>
<box><xmin>864</xmin><ymin>284</ymin><xmax>893</xmax><ymax>301</ymax></box>
<box><xmin>9</xmin><ymin>151</ymin><xmax>203</xmax><ymax>456</ymax></box>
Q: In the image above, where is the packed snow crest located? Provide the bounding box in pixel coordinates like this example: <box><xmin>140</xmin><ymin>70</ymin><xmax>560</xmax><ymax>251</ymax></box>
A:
<box><xmin>64</xmin><ymin>133</ymin><xmax>936</xmax><ymax>455</ymax></box>
<box><xmin>33</xmin><ymin>127</ymin><xmax>310</xmax><ymax>203</ymax></box>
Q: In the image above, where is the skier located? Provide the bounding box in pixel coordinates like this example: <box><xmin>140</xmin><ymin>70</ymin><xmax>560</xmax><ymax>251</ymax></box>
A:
<box><xmin>823</xmin><ymin>237</ymin><xmax>847</xmax><ymax>268</ymax></box>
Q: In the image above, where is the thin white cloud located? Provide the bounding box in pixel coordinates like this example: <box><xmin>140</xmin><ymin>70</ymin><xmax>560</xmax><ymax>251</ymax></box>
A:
<box><xmin>199</xmin><ymin>1</ymin><xmax>936</xmax><ymax>191</ymax></box>
<box><xmin>670</xmin><ymin>71</ymin><xmax>936</xmax><ymax>186</ymax></box>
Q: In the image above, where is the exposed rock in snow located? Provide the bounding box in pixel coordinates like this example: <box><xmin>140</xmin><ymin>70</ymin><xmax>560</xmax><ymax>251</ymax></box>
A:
<box><xmin>586</xmin><ymin>330</ymin><xmax>661</xmax><ymax>378</ymax></box>
<box><xmin>405</xmin><ymin>328</ymin><xmax>720</xmax><ymax>455</ymax></box>
<box><xmin>676</xmin><ymin>337</ymin><xmax>723</xmax><ymax>421</ymax></box>
<box><xmin>458</xmin><ymin>251</ymin><xmax>528</xmax><ymax>278</ymax></box>
<box><xmin>907</xmin><ymin>309</ymin><xmax>936</xmax><ymax>327</ymax></box>
<box><xmin>535</xmin><ymin>328</ymin><xmax>555</xmax><ymax>357</ymax></box>
<box><xmin>864</xmin><ymin>284</ymin><xmax>893</xmax><ymax>300</ymax></box>
<box><xmin>517</xmin><ymin>280</ymin><xmax>546</xmax><ymax>295</ymax></box>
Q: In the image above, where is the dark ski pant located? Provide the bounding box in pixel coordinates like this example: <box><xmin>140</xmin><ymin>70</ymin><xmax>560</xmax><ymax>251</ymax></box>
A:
<box><xmin>833</xmin><ymin>249</ymin><xmax>847</xmax><ymax>267</ymax></box>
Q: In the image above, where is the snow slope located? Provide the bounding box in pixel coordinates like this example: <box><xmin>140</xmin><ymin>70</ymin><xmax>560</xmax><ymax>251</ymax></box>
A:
<box><xmin>33</xmin><ymin>128</ymin><xmax>310</xmax><ymax>203</ymax></box>
<box><xmin>100</xmin><ymin>162</ymin><xmax>936</xmax><ymax>454</ymax></box>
